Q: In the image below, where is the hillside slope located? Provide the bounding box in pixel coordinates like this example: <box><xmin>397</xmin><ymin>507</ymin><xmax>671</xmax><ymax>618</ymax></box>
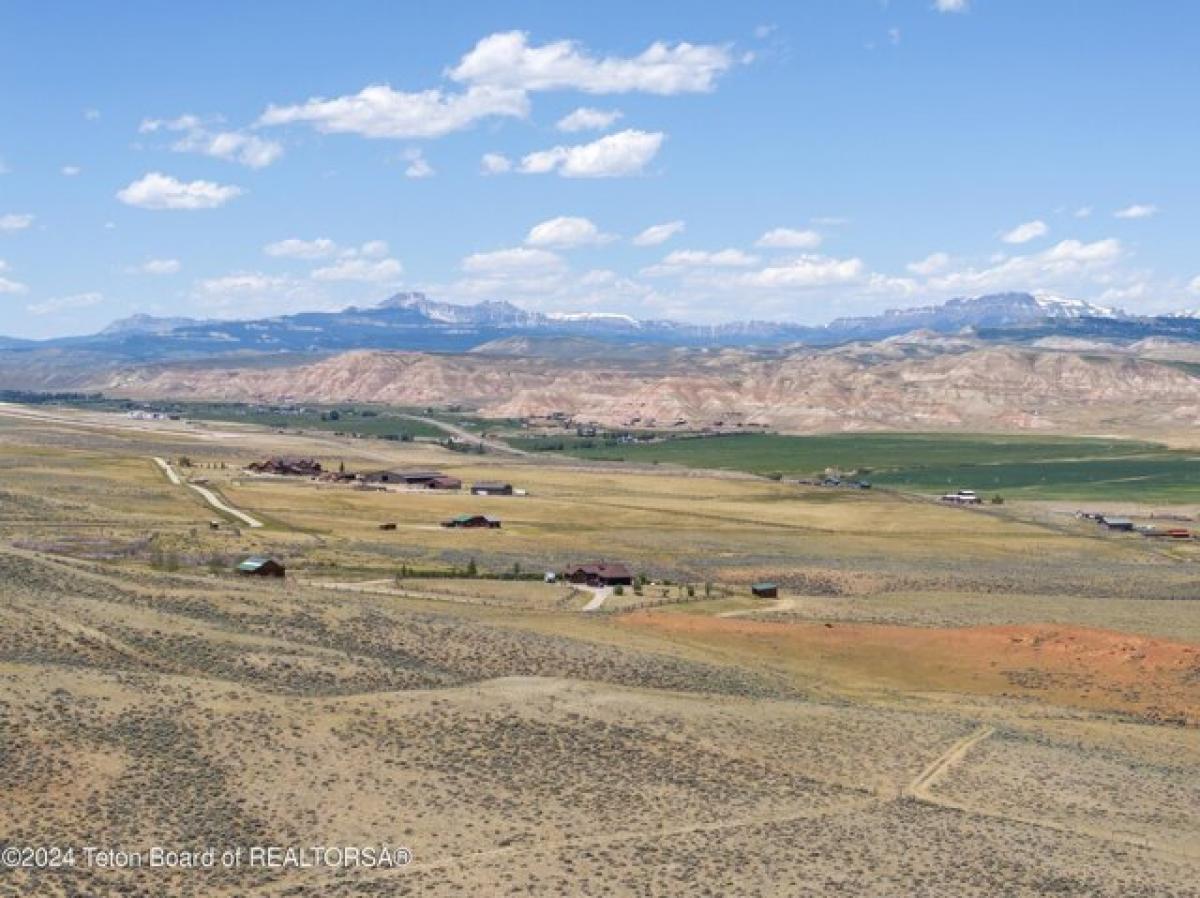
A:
<box><xmin>98</xmin><ymin>343</ymin><xmax>1200</xmax><ymax>434</ymax></box>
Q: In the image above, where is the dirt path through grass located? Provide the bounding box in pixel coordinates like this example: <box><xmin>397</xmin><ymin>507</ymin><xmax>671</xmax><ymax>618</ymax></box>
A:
<box><xmin>152</xmin><ymin>456</ymin><xmax>264</xmax><ymax>528</ymax></box>
<box><xmin>905</xmin><ymin>725</ymin><xmax>995</xmax><ymax>800</ymax></box>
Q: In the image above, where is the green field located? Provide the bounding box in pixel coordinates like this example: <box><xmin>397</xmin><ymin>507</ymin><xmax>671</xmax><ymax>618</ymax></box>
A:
<box><xmin>41</xmin><ymin>396</ymin><xmax>523</xmax><ymax>441</ymax></box>
<box><xmin>545</xmin><ymin>432</ymin><xmax>1200</xmax><ymax>500</ymax></box>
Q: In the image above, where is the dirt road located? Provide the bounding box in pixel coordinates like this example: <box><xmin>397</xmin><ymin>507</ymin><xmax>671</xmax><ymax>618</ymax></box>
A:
<box><xmin>153</xmin><ymin>456</ymin><xmax>264</xmax><ymax>528</ymax></box>
<box><xmin>905</xmin><ymin>725</ymin><xmax>995</xmax><ymax>801</ymax></box>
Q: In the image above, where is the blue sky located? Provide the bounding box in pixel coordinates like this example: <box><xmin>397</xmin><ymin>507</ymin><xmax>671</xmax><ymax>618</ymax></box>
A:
<box><xmin>1</xmin><ymin>0</ymin><xmax>1198</xmax><ymax>337</ymax></box>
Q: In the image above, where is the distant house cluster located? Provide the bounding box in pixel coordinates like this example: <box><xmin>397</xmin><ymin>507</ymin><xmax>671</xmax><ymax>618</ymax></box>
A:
<box><xmin>1076</xmin><ymin>511</ymin><xmax>1191</xmax><ymax>538</ymax></box>
<box><xmin>247</xmin><ymin>456</ymin><xmax>323</xmax><ymax>477</ymax></box>
<box><xmin>245</xmin><ymin>457</ymin><xmax>512</xmax><ymax>493</ymax></box>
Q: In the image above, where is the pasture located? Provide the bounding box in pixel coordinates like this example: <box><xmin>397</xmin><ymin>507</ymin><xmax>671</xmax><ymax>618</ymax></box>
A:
<box><xmin>545</xmin><ymin>431</ymin><xmax>1200</xmax><ymax>500</ymax></box>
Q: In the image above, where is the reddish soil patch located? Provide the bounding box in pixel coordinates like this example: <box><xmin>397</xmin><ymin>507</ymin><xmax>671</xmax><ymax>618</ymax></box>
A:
<box><xmin>621</xmin><ymin>612</ymin><xmax>1200</xmax><ymax>725</ymax></box>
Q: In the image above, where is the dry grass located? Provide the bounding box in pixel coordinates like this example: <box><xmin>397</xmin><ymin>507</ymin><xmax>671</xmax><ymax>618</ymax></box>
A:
<box><xmin>1</xmin><ymin>405</ymin><xmax>1199</xmax><ymax>897</ymax></box>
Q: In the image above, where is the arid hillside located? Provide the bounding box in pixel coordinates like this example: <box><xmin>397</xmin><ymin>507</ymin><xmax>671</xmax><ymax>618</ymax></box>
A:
<box><xmin>98</xmin><ymin>339</ymin><xmax>1200</xmax><ymax>434</ymax></box>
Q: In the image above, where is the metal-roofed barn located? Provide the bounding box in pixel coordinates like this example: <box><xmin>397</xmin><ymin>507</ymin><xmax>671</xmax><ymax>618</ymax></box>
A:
<box><xmin>236</xmin><ymin>556</ymin><xmax>285</xmax><ymax>577</ymax></box>
<box><xmin>471</xmin><ymin>481</ymin><xmax>514</xmax><ymax>496</ymax></box>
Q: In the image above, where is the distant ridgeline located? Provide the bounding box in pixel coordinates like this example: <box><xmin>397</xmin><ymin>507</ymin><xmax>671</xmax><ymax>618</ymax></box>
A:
<box><xmin>0</xmin><ymin>292</ymin><xmax>1198</xmax><ymax>366</ymax></box>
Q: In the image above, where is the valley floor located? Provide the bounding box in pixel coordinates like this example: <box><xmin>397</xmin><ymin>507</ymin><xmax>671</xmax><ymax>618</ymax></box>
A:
<box><xmin>1</xmin><ymin>405</ymin><xmax>1198</xmax><ymax>897</ymax></box>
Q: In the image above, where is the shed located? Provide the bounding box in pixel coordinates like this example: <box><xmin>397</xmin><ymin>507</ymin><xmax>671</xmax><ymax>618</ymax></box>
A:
<box><xmin>361</xmin><ymin>469</ymin><xmax>443</xmax><ymax>485</ymax></box>
<box><xmin>471</xmin><ymin>481</ymin><xmax>514</xmax><ymax>496</ymax></box>
<box><xmin>428</xmin><ymin>476</ymin><xmax>463</xmax><ymax>491</ymax></box>
<box><xmin>751</xmin><ymin>582</ymin><xmax>779</xmax><ymax>599</ymax></box>
<box><xmin>236</xmin><ymin>556</ymin><xmax>285</xmax><ymax>578</ymax></box>
<box><xmin>1101</xmin><ymin>517</ymin><xmax>1135</xmax><ymax>531</ymax></box>
<box><xmin>562</xmin><ymin>562</ymin><xmax>634</xmax><ymax>587</ymax></box>
<box><xmin>442</xmin><ymin>514</ymin><xmax>501</xmax><ymax>529</ymax></box>
<box><xmin>378</xmin><ymin>522</ymin><xmax>397</xmax><ymax>531</ymax></box>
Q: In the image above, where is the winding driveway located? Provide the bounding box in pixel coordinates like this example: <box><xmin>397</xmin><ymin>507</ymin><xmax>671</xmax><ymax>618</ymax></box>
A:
<box><xmin>153</xmin><ymin>456</ymin><xmax>264</xmax><ymax>528</ymax></box>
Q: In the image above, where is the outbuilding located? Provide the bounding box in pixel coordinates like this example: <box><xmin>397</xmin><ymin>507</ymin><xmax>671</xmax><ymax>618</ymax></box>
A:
<box><xmin>1101</xmin><ymin>517</ymin><xmax>1135</xmax><ymax>531</ymax></box>
<box><xmin>562</xmin><ymin>562</ymin><xmax>634</xmax><ymax>587</ymax></box>
<box><xmin>471</xmin><ymin>481</ymin><xmax>514</xmax><ymax>496</ymax></box>
<box><xmin>361</xmin><ymin>469</ymin><xmax>435</xmax><ymax>485</ymax></box>
<box><xmin>751</xmin><ymin>582</ymin><xmax>779</xmax><ymax>599</ymax></box>
<box><xmin>442</xmin><ymin>514</ymin><xmax>501</xmax><ymax>529</ymax></box>
<box><xmin>236</xmin><ymin>556</ymin><xmax>285</xmax><ymax>578</ymax></box>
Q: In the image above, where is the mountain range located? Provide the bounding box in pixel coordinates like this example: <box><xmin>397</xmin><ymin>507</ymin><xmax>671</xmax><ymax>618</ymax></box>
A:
<box><xmin>2</xmin><ymin>291</ymin><xmax>1200</xmax><ymax>438</ymax></box>
<box><xmin>6</xmin><ymin>291</ymin><xmax>1200</xmax><ymax>367</ymax></box>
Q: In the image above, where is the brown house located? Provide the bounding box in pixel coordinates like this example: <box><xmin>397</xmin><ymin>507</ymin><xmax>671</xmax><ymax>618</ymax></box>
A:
<box><xmin>236</xmin><ymin>556</ymin><xmax>285</xmax><ymax>578</ymax></box>
<box><xmin>562</xmin><ymin>562</ymin><xmax>633</xmax><ymax>587</ymax></box>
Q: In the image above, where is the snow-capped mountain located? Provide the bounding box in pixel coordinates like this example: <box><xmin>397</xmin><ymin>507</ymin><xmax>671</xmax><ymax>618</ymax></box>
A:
<box><xmin>6</xmin><ymin>290</ymin><xmax>1200</xmax><ymax>364</ymax></box>
<box><xmin>1030</xmin><ymin>291</ymin><xmax>1118</xmax><ymax>319</ymax></box>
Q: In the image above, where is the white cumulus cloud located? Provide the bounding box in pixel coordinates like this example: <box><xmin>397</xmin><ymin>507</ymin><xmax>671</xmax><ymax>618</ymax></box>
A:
<box><xmin>934</xmin><ymin>0</ymin><xmax>969</xmax><ymax>12</ymax></box>
<box><xmin>0</xmin><ymin>213</ymin><xmax>35</xmax><ymax>232</ymax></box>
<box><xmin>0</xmin><ymin>260</ymin><xmax>28</xmax><ymax>294</ymax></box>
<box><xmin>526</xmin><ymin>216</ymin><xmax>613</xmax><ymax>248</ymax></box>
<box><xmin>264</xmin><ymin>238</ymin><xmax>339</xmax><ymax>259</ymax></box>
<box><xmin>131</xmin><ymin>258</ymin><xmax>181</xmax><ymax>275</ymax></box>
<box><xmin>632</xmin><ymin>221</ymin><xmax>685</xmax><ymax>246</ymax></box>
<box><xmin>259</xmin><ymin>84</ymin><xmax>528</xmax><ymax>139</ymax></box>
<box><xmin>462</xmin><ymin>247</ymin><xmax>565</xmax><ymax>275</ymax></box>
<box><xmin>927</xmin><ymin>238</ymin><xmax>1122</xmax><ymax>295</ymax></box>
<box><xmin>311</xmin><ymin>257</ymin><xmax>403</xmax><ymax>283</ymax></box>
<box><xmin>403</xmin><ymin>149</ymin><xmax>435</xmax><ymax>178</ymax></box>
<box><xmin>140</xmin><ymin>115</ymin><xmax>283</xmax><ymax>168</ymax></box>
<box><xmin>480</xmin><ymin>152</ymin><xmax>512</xmax><ymax>174</ymax></box>
<box><xmin>740</xmin><ymin>255</ymin><xmax>864</xmax><ymax>288</ymax></box>
<box><xmin>1001</xmin><ymin>219</ymin><xmax>1049</xmax><ymax>244</ymax></box>
<box><xmin>556</xmin><ymin>107</ymin><xmax>623</xmax><ymax>132</ymax></box>
<box><xmin>116</xmin><ymin>172</ymin><xmax>243</xmax><ymax>210</ymax></box>
<box><xmin>664</xmin><ymin>248</ymin><xmax>759</xmax><ymax>267</ymax></box>
<box><xmin>906</xmin><ymin>252</ymin><xmax>951</xmax><ymax>276</ymax></box>
<box><xmin>756</xmin><ymin>227</ymin><xmax>822</xmax><ymax>250</ymax></box>
<box><xmin>519</xmin><ymin>129</ymin><xmax>664</xmax><ymax>177</ymax></box>
<box><xmin>449</xmin><ymin>31</ymin><xmax>734</xmax><ymax>95</ymax></box>
<box><xmin>1114</xmin><ymin>203</ymin><xmax>1157</xmax><ymax>219</ymax></box>
<box><xmin>643</xmin><ymin>248</ymin><xmax>759</xmax><ymax>276</ymax></box>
